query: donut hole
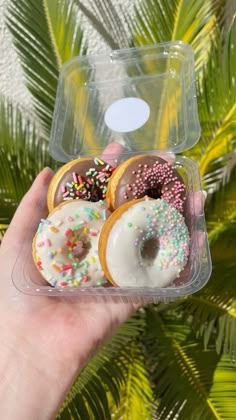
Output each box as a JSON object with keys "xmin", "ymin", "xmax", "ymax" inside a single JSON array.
[
  {"xmin": 140, "ymin": 236, "xmax": 160, "ymax": 262},
  {"xmin": 90, "ymin": 188, "xmax": 103, "ymax": 202},
  {"xmin": 73, "ymin": 245, "xmax": 90, "ymax": 260},
  {"xmin": 72, "ymin": 234, "xmax": 91, "ymax": 260},
  {"xmin": 144, "ymin": 185, "xmax": 162, "ymax": 200}
]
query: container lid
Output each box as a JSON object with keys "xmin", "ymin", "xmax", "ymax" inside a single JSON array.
[{"xmin": 49, "ymin": 41, "xmax": 201, "ymax": 162}]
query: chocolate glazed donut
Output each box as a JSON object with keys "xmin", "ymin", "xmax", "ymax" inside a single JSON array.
[
  {"xmin": 47, "ymin": 157, "xmax": 115, "ymax": 212},
  {"xmin": 106, "ymin": 154, "xmax": 186, "ymax": 213}
]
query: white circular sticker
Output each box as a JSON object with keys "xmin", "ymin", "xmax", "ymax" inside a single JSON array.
[{"xmin": 104, "ymin": 97, "xmax": 150, "ymax": 133}]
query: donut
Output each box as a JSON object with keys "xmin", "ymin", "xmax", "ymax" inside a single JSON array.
[
  {"xmin": 33, "ymin": 200, "xmax": 110, "ymax": 287},
  {"xmin": 47, "ymin": 157, "xmax": 116, "ymax": 212},
  {"xmin": 106, "ymin": 154, "xmax": 186, "ymax": 212},
  {"xmin": 98, "ymin": 198, "xmax": 190, "ymax": 288}
]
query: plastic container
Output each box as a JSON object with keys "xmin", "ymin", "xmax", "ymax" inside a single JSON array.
[{"xmin": 12, "ymin": 41, "xmax": 212, "ymax": 302}]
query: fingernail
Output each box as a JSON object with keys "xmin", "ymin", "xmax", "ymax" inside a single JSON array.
[
  {"xmin": 202, "ymin": 190, "xmax": 207, "ymax": 200},
  {"xmin": 44, "ymin": 167, "xmax": 54, "ymax": 174},
  {"xmin": 41, "ymin": 167, "xmax": 54, "ymax": 183},
  {"xmin": 32, "ymin": 167, "xmax": 54, "ymax": 189}
]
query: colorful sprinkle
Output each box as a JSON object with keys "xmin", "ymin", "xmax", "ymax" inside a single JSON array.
[
  {"xmin": 60, "ymin": 158, "xmax": 116, "ymax": 203},
  {"xmin": 60, "ymin": 281, "xmax": 68, "ymax": 286},
  {"xmin": 36, "ymin": 260, "xmax": 43, "ymax": 270},
  {"xmin": 73, "ymin": 280, "xmax": 80, "ymax": 286},
  {"xmin": 35, "ymin": 200, "xmax": 108, "ymax": 289},
  {"xmin": 90, "ymin": 228, "xmax": 98, "ymax": 236},
  {"xmin": 51, "ymin": 264, "xmax": 61, "ymax": 273},
  {"xmin": 41, "ymin": 218, "xmax": 51, "ymax": 225},
  {"xmin": 61, "ymin": 264, "xmax": 72, "ymax": 271},
  {"xmin": 37, "ymin": 223, "xmax": 43, "ymax": 233},
  {"xmin": 50, "ymin": 226, "xmax": 59, "ymax": 233},
  {"xmin": 51, "ymin": 279, "xmax": 57, "ymax": 287},
  {"xmin": 37, "ymin": 241, "xmax": 44, "ymax": 247}
]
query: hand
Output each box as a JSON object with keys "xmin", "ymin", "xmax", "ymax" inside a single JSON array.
[
  {"xmin": 0, "ymin": 142, "xmax": 137, "ymax": 420},
  {"xmin": 0, "ymin": 143, "xmax": 206, "ymax": 419}
]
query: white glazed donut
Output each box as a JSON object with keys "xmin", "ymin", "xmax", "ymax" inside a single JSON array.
[
  {"xmin": 99, "ymin": 198, "xmax": 190, "ymax": 288},
  {"xmin": 33, "ymin": 200, "xmax": 110, "ymax": 287}
]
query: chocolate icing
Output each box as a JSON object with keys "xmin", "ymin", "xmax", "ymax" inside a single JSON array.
[
  {"xmin": 113, "ymin": 155, "xmax": 186, "ymax": 213},
  {"xmin": 52, "ymin": 159, "xmax": 114, "ymax": 208}
]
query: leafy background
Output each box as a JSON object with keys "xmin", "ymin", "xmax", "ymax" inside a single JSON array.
[{"xmin": 0, "ymin": 0, "xmax": 236, "ymax": 418}]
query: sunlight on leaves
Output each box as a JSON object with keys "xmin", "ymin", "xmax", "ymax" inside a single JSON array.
[{"xmin": 7, "ymin": 0, "xmax": 86, "ymax": 135}]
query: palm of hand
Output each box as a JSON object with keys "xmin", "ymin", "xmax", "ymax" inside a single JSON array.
[{"xmin": 0, "ymin": 167, "xmax": 135, "ymax": 389}]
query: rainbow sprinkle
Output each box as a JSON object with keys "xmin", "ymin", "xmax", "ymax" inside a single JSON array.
[
  {"xmin": 35, "ymin": 202, "xmax": 108, "ymax": 288},
  {"xmin": 61, "ymin": 158, "xmax": 116, "ymax": 202}
]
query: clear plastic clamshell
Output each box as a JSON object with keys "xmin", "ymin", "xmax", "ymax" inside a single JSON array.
[{"xmin": 12, "ymin": 41, "xmax": 211, "ymax": 302}]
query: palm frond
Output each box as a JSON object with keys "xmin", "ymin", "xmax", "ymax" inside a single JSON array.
[
  {"xmin": 0, "ymin": 98, "xmax": 54, "ymax": 226},
  {"xmin": 58, "ymin": 314, "xmax": 145, "ymax": 419},
  {"xmin": 132, "ymin": 0, "xmax": 222, "ymax": 73},
  {"xmin": 144, "ymin": 309, "xmax": 236, "ymax": 420},
  {"xmin": 208, "ymin": 354, "xmax": 236, "ymax": 419},
  {"xmin": 182, "ymin": 157, "xmax": 236, "ymax": 356},
  {"xmin": 108, "ymin": 342, "xmax": 154, "ymax": 420},
  {"xmin": 203, "ymin": 148, "xmax": 236, "ymax": 195},
  {"xmin": 183, "ymin": 260, "xmax": 236, "ymax": 355},
  {"xmin": 188, "ymin": 16, "xmax": 236, "ymax": 176},
  {"xmin": 203, "ymin": 150, "xmax": 236, "ymax": 233},
  {"xmin": 7, "ymin": 0, "xmax": 86, "ymax": 136},
  {"xmin": 77, "ymin": 0, "xmax": 131, "ymax": 49},
  {"xmin": 78, "ymin": 0, "xmax": 222, "ymax": 75},
  {"xmin": 116, "ymin": 0, "xmax": 223, "ymax": 151}
]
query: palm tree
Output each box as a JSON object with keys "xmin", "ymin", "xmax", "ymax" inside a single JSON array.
[{"xmin": 1, "ymin": 0, "xmax": 236, "ymax": 418}]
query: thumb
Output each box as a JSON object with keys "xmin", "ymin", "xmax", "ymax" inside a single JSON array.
[{"xmin": 2, "ymin": 168, "xmax": 53, "ymax": 254}]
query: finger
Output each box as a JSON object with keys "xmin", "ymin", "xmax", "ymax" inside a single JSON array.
[
  {"xmin": 202, "ymin": 190, "xmax": 207, "ymax": 202},
  {"xmin": 2, "ymin": 168, "xmax": 54, "ymax": 252},
  {"xmin": 101, "ymin": 142, "xmax": 124, "ymax": 166}
]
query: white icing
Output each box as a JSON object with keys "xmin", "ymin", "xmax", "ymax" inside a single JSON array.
[
  {"xmin": 105, "ymin": 199, "xmax": 189, "ymax": 288},
  {"xmin": 34, "ymin": 200, "xmax": 109, "ymax": 287}
]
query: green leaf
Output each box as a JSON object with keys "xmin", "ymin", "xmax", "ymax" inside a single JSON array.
[
  {"xmin": 208, "ymin": 217, "xmax": 236, "ymax": 257},
  {"xmin": 132, "ymin": 0, "xmax": 222, "ymax": 73},
  {"xmin": 58, "ymin": 314, "xmax": 144, "ymax": 419},
  {"xmin": 181, "ymin": 179, "xmax": 236, "ymax": 354},
  {"xmin": 144, "ymin": 309, "xmax": 236, "ymax": 420},
  {"xmin": 0, "ymin": 225, "xmax": 8, "ymax": 240},
  {"xmin": 204, "ymin": 154, "xmax": 236, "ymax": 233},
  {"xmin": 77, "ymin": 0, "xmax": 130, "ymax": 49},
  {"xmin": 7, "ymin": 0, "xmax": 86, "ymax": 136},
  {"xmin": 208, "ymin": 354, "xmax": 236, "ymax": 419},
  {"xmin": 182, "ymin": 166, "xmax": 236, "ymax": 355},
  {"xmin": 188, "ymin": 16, "xmax": 236, "ymax": 176},
  {"xmin": 121, "ymin": 0, "xmax": 223, "ymax": 150},
  {"xmin": 183, "ymin": 262, "xmax": 236, "ymax": 355},
  {"xmin": 108, "ymin": 341, "xmax": 154, "ymax": 420},
  {"xmin": 203, "ymin": 148, "xmax": 236, "ymax": 197},
  {"xmin": 0, "ymin": 98, "xmax": 55, "ymax": 226}
]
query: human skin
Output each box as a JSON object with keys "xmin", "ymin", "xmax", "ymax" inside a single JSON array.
[
  {"xmin": 0, "ymin": 143, "xmax": 137, "ymax": 419},
  {"xmin": 0, "ymin": 143, "xmax": 205, "ymax": 419}
]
